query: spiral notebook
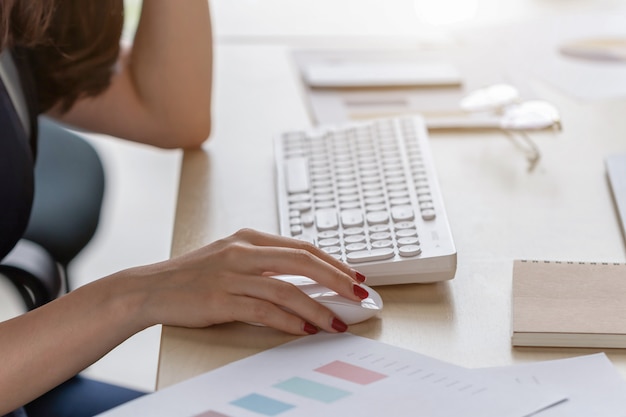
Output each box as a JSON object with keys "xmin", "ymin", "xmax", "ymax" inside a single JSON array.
[{"xmin": 511, "ymin": 260, "xmax": 626, "ymax": 348}]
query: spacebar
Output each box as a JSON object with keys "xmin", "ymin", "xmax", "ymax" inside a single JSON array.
[{"xmin": 346, "ymin": 248, "xmax": 395, "ymax": 263}]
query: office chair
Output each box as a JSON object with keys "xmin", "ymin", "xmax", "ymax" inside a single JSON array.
[
  {"xmin": 1, "ymin": 117, "xmax": 106, "ymax": 310},
  {"xmin": 0, "ymin": 239, "xmax": 63, "ymax": 311}
]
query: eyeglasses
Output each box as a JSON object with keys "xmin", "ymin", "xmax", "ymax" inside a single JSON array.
[{"xmin": 427, "ymin": 84, "xmax": 562, "ymax": 172}]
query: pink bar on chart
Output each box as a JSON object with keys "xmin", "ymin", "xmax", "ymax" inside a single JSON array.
[{"xmin": 315, "ymin": 360, "xmax": 387, "ymax": 385}]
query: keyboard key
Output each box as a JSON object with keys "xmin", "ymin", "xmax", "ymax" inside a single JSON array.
[
  {"xmin": 421, "ymin": 209, "xmax": 436, "ymax": 221},
  {"xmin": 397, "ymin": 236, "xmax": 420, "ymax": 246},
  {"xmin": 372, "ymin": 240, "xmax": 393, "ymax": 249},
  {"xmin": 343, "ymin": 227, "xmax": 365, "ymax": 236},
  {"xmin": 290, "ymin": 202, "xmax": 312, "ymax": 212},
  {"xmin": 322, "ymin": 246, "xmax": 342, "ymax": 255},
  {"xmin": 345, "ymin": 242, "xmax": 368, "ymax": 252},
  {"xmin": 399, "ymin": 245, "xmax": 422, "ymax": 257},
  {"xmin": 370, "ymin": 232, "xmax": 392, "ymax": 241},
  {"xmin": 285, "ymin": 157, "xmax": 310, "ymax": 194},
  {"xmin": 315, "ymin": 208, "xmax": 339, "ymax": 231},
  {"xmin": 346, "ymin": 248, "xmax": 395, "ymax": 263},
  {"xmin": 317, "ymin": 230, "xmax": 339, "ymax": 239},
  {"xmin": 301, "ymin": 214, "xmax": 314, "ymax": 227},
  {"xmin": 340, "ymin": 209, "xmax": 364, "ymax": 227},
  {"xmin": 318, "ymin": 238, "xmax": 340, "ymax": 247},
  {"xmin": 391, "ymin": 206, "xmax": 415, "ymax": 222},
  {"xmin": 394, "ymin": 221, "xmax": 415, "ymax": 230},
  {"xmin": 344, "ymin": 234, "xmax": 366, "ymax": 244},
  {"xmin": 396, "ymin": 228, "xmax": 418, "ymax": 238},
  {"xmin": 366, "ymin": 211, "xmax": 389, "ymax": 225},
  {"xmin": 290, "ymin": 225, "xmax": 302, "ymax": 236}
]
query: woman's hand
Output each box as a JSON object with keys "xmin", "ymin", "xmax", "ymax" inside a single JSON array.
[
  {"xmin": 0, "ymin": 228, "xmax": 367, "ymax": 410},
  {"xmin": 138, "ymin": 228, "xmax": 368, "ymax": 335}
]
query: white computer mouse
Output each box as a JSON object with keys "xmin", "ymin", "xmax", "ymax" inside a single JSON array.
[{"xmin": 272, "ymin": 275, "xmax": 383, "ymax": 325}]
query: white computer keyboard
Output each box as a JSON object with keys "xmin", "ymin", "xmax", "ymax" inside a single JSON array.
[{"xmin": 274, "ymin": 116, "xmax": 457, "ymax": 285}]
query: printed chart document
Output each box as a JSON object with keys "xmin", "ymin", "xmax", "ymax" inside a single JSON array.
[{"xmin": 97, "ymin": 333, "xmax": 563, "ymax": 417}]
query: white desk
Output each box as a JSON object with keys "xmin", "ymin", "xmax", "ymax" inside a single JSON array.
[{"xmin": 157, "ymin": 3, "xmax": 626, "ymax": 390}]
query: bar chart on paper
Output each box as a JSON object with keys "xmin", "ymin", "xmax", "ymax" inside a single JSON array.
[
  {"xmin": 97, "ymin": 333, "xmax": 564, "ymax": 417},
  {"xmin": 226, "ymin": 360, "xmax": 385, "ymax": 416}
]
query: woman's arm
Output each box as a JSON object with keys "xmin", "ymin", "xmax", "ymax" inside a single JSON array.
[
  {"xmin": 48, "ymin": 0, "xmax": 213, "ymax": 149},
  {"xmin": 0, "ymin": 229, "xmax": 368, "ymax": 414}
]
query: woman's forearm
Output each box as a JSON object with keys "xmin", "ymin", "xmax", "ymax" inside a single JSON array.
[
  {"xmin": 51, "ymin": 0, "xmax": 213, "ymax": 148},
  {"xmin": 0, "ymin": 270, "xmax": 150, "ymax": 414},
  {"xmin": 129, "ymin": 0, "xmax": 213, "ymax": 147}
]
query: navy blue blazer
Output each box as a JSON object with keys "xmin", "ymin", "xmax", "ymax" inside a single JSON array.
[{"xmin": 0, "ymin": 48, "xmax": 39, "ymax": 261}]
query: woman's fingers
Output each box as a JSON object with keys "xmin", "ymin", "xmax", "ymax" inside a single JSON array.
[
  {"xmin": 217, "ymin": 229, "xmax": 368, "ymax": 302},
  {"xmin": 234, "ymin": 276, "xmax": 350, "ymax": 334},
  {"xmin": 229, "ymin": 229, "xmax": 365, "ymax": 283},
  {"xmin": 228, "ymin": 292, "xmax": 347, "ymax": 335}
]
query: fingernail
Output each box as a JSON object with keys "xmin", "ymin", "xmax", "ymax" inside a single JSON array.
[
  {"xmin": 353, "ymin": 284, "xmax": 369, "ymax": 300},
  {"xmin": 332, "ymin": 317, "xmax": 348, "ymax": 332},
  {"xmin": 304, "ymin": 322, "xmax": 319, "ymax": 335},
  {"xmin": 354, "ymin": 271, "xmax": 366, "ymax": 283}
]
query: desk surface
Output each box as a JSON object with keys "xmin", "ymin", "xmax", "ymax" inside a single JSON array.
[
  {"xmin": 157, "ymin": 6, "xmax": 626, "ymax": 390},
  {"xmin": 210, "ymin": 0, "xmax": 624, "ymax": 41}
]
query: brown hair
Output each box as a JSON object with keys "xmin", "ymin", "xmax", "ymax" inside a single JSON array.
[{"xmin": 0, "ymin": 0, "xmax": 124, "ymax": 112}]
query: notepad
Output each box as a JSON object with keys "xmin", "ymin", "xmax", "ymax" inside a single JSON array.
[
  {"xmin": 302, "ymin": 62, "xmax": 463, "ymax": 88},
  {"xmin": 511, "ymin": 260, "xmax": 626, "ymax": 348}
]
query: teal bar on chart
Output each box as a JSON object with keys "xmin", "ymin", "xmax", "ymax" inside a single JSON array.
[
  {"xmin": 274, "ymin": 377, "xmax": 351, "ymax": 403},
  {"xmin": 230, "ymin": 393, "xmax": 294, "ymax": 416}
]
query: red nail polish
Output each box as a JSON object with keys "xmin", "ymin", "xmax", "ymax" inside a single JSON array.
[
  {"xmin": 332, "ymin": 318, "xmax": 348, "ymax": 332},
  {"xmin": 304, "ymin": 322, "xmax": 318, "ymax": 335},
  {"xmin": 355, "ymin": 271, "xmax": 366, "ymax": 283},
  {"xmin": 353, "ymin": 284, "xmax": 369, "ymax": 300}
]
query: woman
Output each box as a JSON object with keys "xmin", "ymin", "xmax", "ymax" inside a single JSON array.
[{"xmin": 0, "ymin": 1, "xmax": 368, "ymax": 415}]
